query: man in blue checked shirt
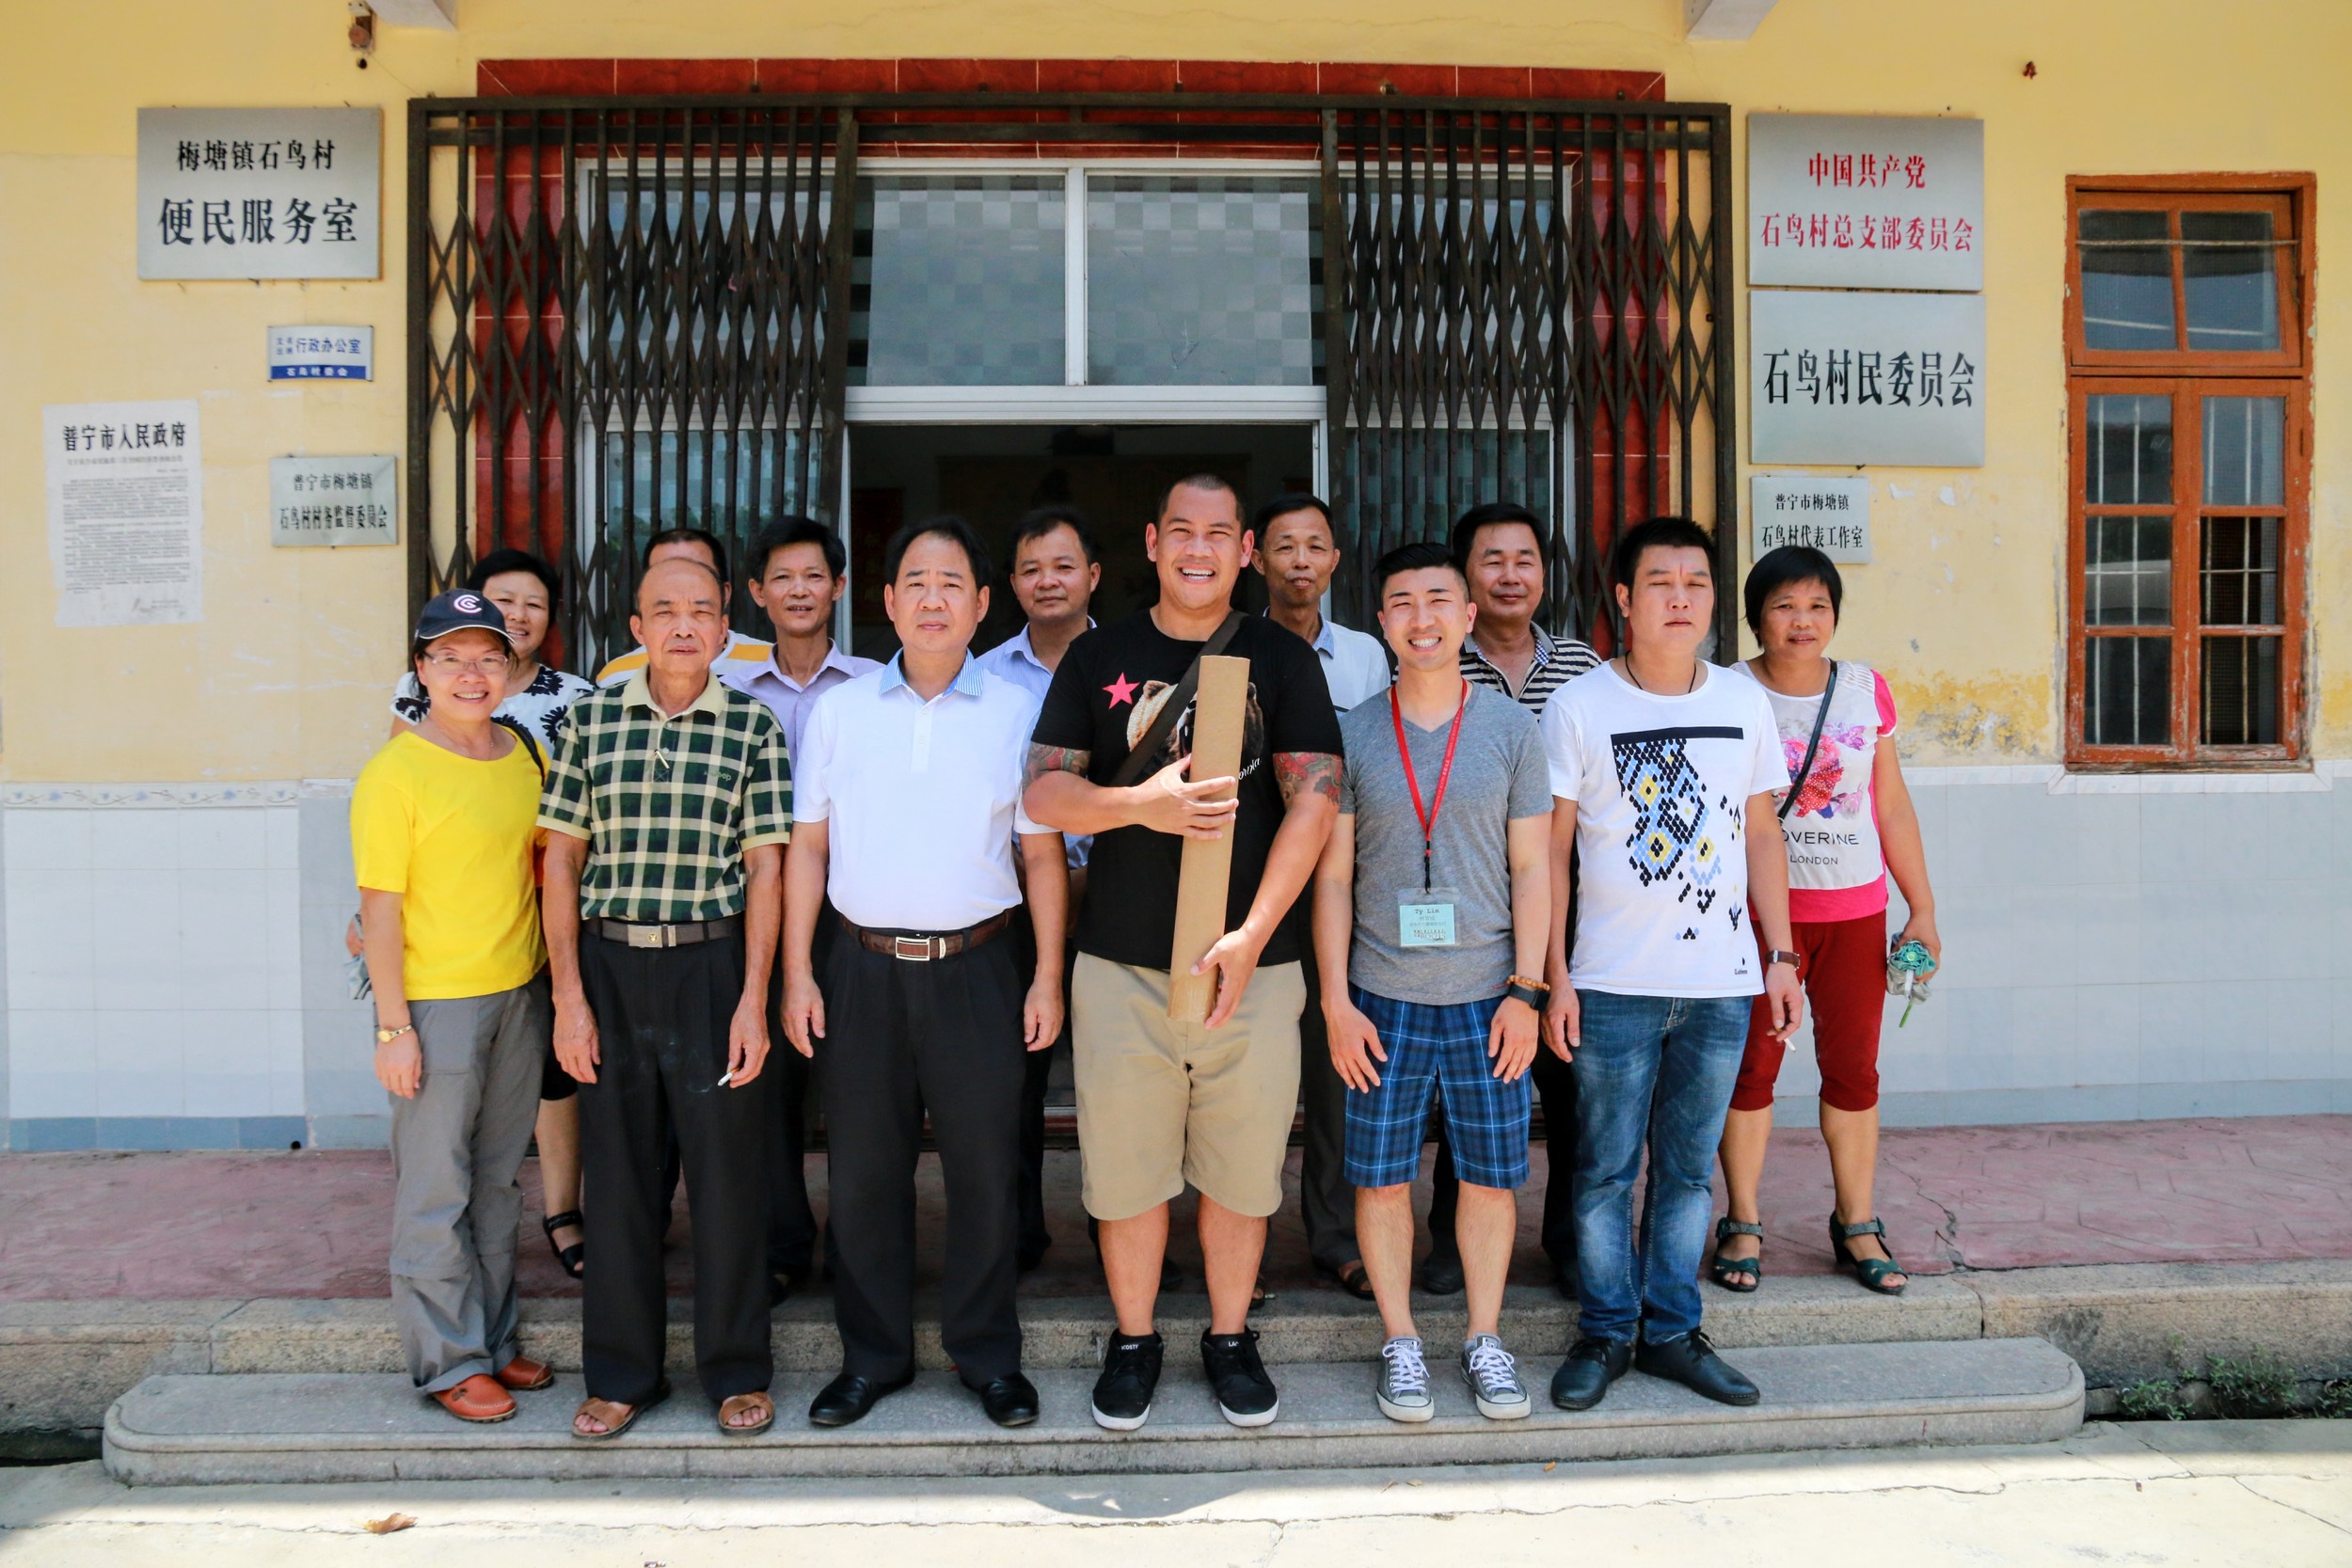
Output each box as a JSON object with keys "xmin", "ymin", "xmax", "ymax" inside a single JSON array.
[{"xmin": 1309, "ymin": 540, "xmax": 1555, "ymax": 1425}]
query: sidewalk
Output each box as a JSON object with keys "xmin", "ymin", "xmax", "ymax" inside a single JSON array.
[{"xmin": 5, "ymin": 1116, "xmax": 2347, "ymax": 1303}]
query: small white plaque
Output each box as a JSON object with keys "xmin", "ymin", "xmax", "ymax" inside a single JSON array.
[
  {"xmin": 270, "ymin": 455, "xmax": 398, "ymax": 546},
  {"xmin": 1752, "ymin": 476, "xmax": 1871, "ymax": 563},
  {"xmin": 268, "ymin": 325, "xmax": 373, "ymax": 381}
]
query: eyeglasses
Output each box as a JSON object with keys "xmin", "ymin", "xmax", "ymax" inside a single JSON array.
[{"xmin": 421, "ymin": 652, "xmax": 513, "ymax": 675}]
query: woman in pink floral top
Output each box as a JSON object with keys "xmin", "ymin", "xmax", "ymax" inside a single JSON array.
[{"xmin": 1709, "ymin": 547, "xmax": 1942, "ymax": 1296}]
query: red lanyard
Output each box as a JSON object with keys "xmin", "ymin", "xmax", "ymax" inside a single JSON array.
[{"xmin": 1390, "ymin": 681, "xmax": 1470, "ymax": 893}]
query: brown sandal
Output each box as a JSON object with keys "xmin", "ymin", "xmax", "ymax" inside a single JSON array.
[
  {"xmin": 718, "ymin": 1391, "xmax": 775, "ymax": 1434},
  {"xmin": 571, "ymin": 1379, "xmax": 669, "ymax": 1440}
]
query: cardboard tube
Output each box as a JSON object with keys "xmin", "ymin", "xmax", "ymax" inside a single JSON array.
[{"xmin": 1166, "ymin": 655, "xmax": 1251, "ymax": 1024}]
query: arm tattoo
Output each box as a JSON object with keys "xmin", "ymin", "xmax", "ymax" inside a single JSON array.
[
  {"xmin": 1025, "ymin": 743, "xmax": 1092, "ymax": 789},
  {"xmin": 1275, "ymin": 752, "xmax": 1343, "ymax": 807}
]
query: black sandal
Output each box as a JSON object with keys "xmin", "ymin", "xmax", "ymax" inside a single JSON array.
[
  {"xmin": 1708, "ymin": 1217, "xmax": 1764, "ymax": 1292},
  {"xmin": 1830, "ymin": 1216, "xmax": 1908, "ymax": 1295},
  {"xmin": 542, "ymin": 1210, "xmax": 585, "ymax": 1280},
  {"xmin": 1324, "ymin": 1259, "xmax": 1377, "ymax": 1302}
]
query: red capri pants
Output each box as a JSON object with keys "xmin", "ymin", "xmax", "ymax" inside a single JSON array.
[{"xmin": 1732, "ymin": 911, "xmax": 1886, "ymax": 1113}]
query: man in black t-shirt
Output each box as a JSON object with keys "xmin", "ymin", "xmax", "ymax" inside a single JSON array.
[{"xmin": 1026, "ymin": 474, "xmax": 1343, "ymax": 1433}]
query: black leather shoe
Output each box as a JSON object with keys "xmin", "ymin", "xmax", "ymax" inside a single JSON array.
[
  {"xmin": 1549, "ymin": 1336, "xmax": 1634, "ymax": 1411},
  {"xmin": 970, "ymin": 1372, "xmax": 1040, "ymax": 1428},
  {"xmin": 767, "ymin": 1269, "xmax": 803, "ymax": 1308},
  {"xmin": 1635, "ymin": 1328, "xmax": 1759, "ymax": 1406},
  {"xmin": 1416, "ymin": 1248, "xmax": 1465, "ymax": 1296},
  {"xmin": 807, "ymin": 1370, "xmax": 914, "ymax": 1427}
]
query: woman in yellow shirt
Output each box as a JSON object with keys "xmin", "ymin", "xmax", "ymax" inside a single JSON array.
[{"xmin": 351, "ymin": 591, "xmax": 557, "ymax": 1425}]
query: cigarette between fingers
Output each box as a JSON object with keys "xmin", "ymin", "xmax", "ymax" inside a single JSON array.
[{"xmin": 715, "ymin": 1069, "xmax": 735, "ymax": 1087}]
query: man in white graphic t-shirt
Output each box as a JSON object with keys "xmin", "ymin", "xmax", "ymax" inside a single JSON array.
[{"xmin": 1537, "ymin": 515, "xmax": 1803, "ymax": 1414}]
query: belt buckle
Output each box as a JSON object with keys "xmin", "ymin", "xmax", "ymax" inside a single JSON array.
[
  {"xmin": 891, "ymin": 934, "xmax": 940, "ymax": 962},
  {"xmin": 626, "ymin": 924, "xmax": 672, "ymax": 950}
]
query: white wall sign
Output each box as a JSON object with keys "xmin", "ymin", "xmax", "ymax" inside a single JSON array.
[
  {"xmin": 1748, "ymin": 114, "xmax": 1983, "ymax": 292},
  {"xmin": 270, "ymin": 456, "xmax": 398, "ymax": 546},
  {"xmin": 267, "ymin": 325, "xmax": 373, "ymax": 380},
  {"xmin": 137, "ymin": 108, "xmax": 381, "ymax": 280},
  {"xmin": 1753, "ymin": 475, "xmax": 1871, "ymax": 563},
  {"xmin": 42, "ymin": 401, "xmax": 204, "ymax": 626},
  {"xmin": 1752, "ymin": 290, "xmax": 1985, "ymax": 467}
]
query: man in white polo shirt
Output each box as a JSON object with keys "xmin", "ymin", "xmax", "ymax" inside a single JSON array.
[{"xmin": 780, "ymin": 515, "xmax": 1068, "ymax": 1432}]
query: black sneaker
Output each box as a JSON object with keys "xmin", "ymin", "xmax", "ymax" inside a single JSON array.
[
  {"xmin": 1090, "ymin": 1331, "xmax": 1164, "ymax": 1431},
  {"xmin": 1549, "ymin": 1335, "xmax": 1634, "ymax": 1411},
  {"xmin": 1200, "ymin": 1328, "xmax": 1279, "ymax": 1428}
]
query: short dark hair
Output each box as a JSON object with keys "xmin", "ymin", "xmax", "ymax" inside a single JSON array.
[
  {"xmin": 1010, "ymin": 505, "xmax": 1100, "ymax": 567},
  {"xmin": 1251, "ymin": 492, "xmax": 1332, "ymax": 538},
  {"xmin": 1157, "ymin": 471, "xmax": 1242, "ymax": 523},
  {"xmin": 882, "ymin": 514, "xmax": 993, "ymax": 588},
  {"xmin": 466, "ymin": 547, "xmax": 562, "ymax": 608},
  {"xmin": 1450, "ymin": 501, "xmax": 1548, "ymax": 572},
  {"xmin": 1375, "ymin": 540, "xmax": 1464, "ymax": 599},
  {"xmin": 1611, "ymin": 515, "xmax": 1716, "ymax": 593},
  {"xmin": 1744, "ymin": 546, "xmax": 1845, "ymax": 638},
  {"xmin": 642, "ymin": 526, "xmax": 728, "ymax": 582},
  {"xmin": 747, "ymin": 516, "xmax": 845, "ymax": 581}
]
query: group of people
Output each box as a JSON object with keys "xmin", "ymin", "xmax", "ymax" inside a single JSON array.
[{"xmin": 350, "ymin": 475, "xmax": 1940, "ymax": 1436}]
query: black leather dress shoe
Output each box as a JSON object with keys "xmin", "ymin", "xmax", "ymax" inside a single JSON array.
[
  {"xmin": 1549, "ymin": 1336, "xmax": 1634, "ymax": 1411},
  {"xmin": 807, "ymin": 1370, "xmax": 914, "ymax": 1428},
  {"xmin": 970, "ymin": 1372, "xmax": 1041, "ymax": 1428},
  {"xmin": 1416, "ymin": 1248, "xmax": 1465, "ymax": 1295},
  {"xmin": 1635, "ymin": 1329, "xmax": 1759, "ymax": 1406}
]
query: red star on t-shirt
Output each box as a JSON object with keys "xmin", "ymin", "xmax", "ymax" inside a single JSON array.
[{"xmin": 1104, "ymin": 673, "xmax": 1138, "ymax": 707}]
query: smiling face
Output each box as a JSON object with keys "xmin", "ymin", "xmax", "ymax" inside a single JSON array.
[
  {"xmin": 1146, "ymin": 482, "xmax": 1248, "ymax": 615},
  {"xmin": 1255, "ymin": 506, "xmax": 1338, "ymax": 613},
  {"xmin": 1009, "ymin": 523, "xmax": 1099, "ymax": 629},
  {"xmin": 1377, "ymin": 564, "xmax": 1476, "ymax": 674},
  {"xmin": 629, "ymin": 558, "xmax": 728, "ymax": 679},
  {"xmin": 413, "ymin": 626, "xmax": 513, "ymax": 721},
  {"xmin": 749, "ymin": 540, "xmax": 843, "ymax": 641},
  {"xmin": 1615, "ymin": 544, "xmax": 1715, "ymax": 659},
  {"xmin": 1462, "ymin": 520, "xmax": 1546, "ymax": 632},
  {"xmin": 476, "ymin": 570, "xmax": 551, "ymax": 664},
  {"xmin": 883, "ymin": 530, "xmax": 988, "ymax": 660},
  {"xmin": 1756, "ymin": 578, "xmax": 1837, "ymax": 665}
]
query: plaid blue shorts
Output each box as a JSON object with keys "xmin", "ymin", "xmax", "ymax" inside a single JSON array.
[{"xmin": 1342, "ymin": 987, "xmax": 1532, "ymax": 1190}]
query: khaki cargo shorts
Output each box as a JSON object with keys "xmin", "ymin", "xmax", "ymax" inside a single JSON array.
[{"xmin": 1072, "ymin": 953, "xmax": 1305, "ymax": 1222}]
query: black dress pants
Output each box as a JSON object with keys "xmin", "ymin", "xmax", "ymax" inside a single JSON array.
[
  {"xmin": 820, "ymin": 930, "xmax": 1027, "ymax": 1384},
  {"xmin": 1295, "ymin": 940, "xmax": 1360, "ymax": 1273},
  {"xmin": 1009, "ymin": 913, "xmax": 1059, "ymax": 1267},
  {"xmin": 761, "ymin": 908, "xmax": 835, "ymax": 1282},
  {"xmin": 577, "ymin": 932, "xmax": 771, "ymax": 1405}
]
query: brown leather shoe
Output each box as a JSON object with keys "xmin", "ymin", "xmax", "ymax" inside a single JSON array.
[
  {"xmin": 495, "ymin": 1354, "xmax": 554, "ymax": 1391},
  {"xmin": 433, "ymin": 1373, "xmax": 517, "ymax": 1423}
]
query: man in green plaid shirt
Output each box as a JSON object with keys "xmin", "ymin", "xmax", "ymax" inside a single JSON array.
[{"xmin": 538, "ymin": 555, "xmax": 793, "ymax": 1441}]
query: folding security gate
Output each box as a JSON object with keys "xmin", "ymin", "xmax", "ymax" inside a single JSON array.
[{"xmin": 409, "ymin": 91, "xmax": 1734, "ymax": 667}]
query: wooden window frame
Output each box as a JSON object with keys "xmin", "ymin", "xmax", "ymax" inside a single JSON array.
[{"xmin": 2064, "ymin": 175, "xmax": 2314, "ymax": 769}]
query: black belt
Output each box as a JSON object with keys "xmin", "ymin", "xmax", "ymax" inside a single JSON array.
[
  {"xmin": 839, "ymin": 910, "xmax": 1012, "ymax": 962},
  {"xmin": 591, "ymin": 914, "xmax": 742, "ymax": 949}
]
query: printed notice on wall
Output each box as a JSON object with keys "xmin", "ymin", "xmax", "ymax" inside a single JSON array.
[{"xmin": 42, "ymin": 401, "xmax": 203, "ymax": 626}]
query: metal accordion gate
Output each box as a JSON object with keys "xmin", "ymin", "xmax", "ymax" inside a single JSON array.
[{"xmin": 409, "ymin": 90, "xmax": 1733, "ymax": 668}]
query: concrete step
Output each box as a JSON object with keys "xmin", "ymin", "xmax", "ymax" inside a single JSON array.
[{"xmin": 103, "ymin": 1337, "xmax": 2083, "ymax": 1484}]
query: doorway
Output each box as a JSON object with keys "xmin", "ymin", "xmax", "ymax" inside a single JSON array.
[{"xmin": 845, "ymin": 422, "xmax": 1318, "ymax": 660}]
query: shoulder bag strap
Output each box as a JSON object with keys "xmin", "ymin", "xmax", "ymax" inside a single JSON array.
[
  {"xmin": 1107, "ymin": 610, "xmax": 1248, "ymax": 789},
  {"xmin": 493, "ymin": 715, "xmax": 547, "ymax": 778},
  {"xmin": 1776, "ymin": 659, "xmax": 1836, "ymax": 822}
]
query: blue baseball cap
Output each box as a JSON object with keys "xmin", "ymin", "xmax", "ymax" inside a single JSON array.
[{"xmin": 412, "ymin": 589, "xmax": 517, "ymax": 650}]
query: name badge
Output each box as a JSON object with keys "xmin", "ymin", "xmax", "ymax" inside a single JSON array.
[{"xmin": 1397, "ymin": 887, "xmax": 1461, "ymax": 948}]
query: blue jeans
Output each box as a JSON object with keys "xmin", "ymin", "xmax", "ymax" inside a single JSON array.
[{"xmin": 1570, "ymin": 990, "xmax": 1751, "ymax": 1344}]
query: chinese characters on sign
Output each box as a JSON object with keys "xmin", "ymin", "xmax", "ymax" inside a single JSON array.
[
  {"xmin": 1748, "ymin": 115, "xmax": 1984, "ymax": 292},
  {"xmin": 137, "ymin": 109, "xmax": 380, "ymax": 281},
  {"xmin": 269, "ymin": 456, "xmax": 398, "ymax": 547},
  {"xmin": 42, "ymin": 401, "xmax": 204, "ymax": 626},
  {"xmin": 267, "ymin": 325, "xmax": 373, "ymax": 381},
  {"xmin": 1751, "ymin": 291, "xmax": 1986, "ymax": 466},
  {"xmin": 1752, "ymin": 476, "xmax": 1871, "ymax": 563}
]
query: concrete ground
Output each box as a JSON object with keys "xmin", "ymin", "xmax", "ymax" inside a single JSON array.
[
  {"xmin": 6, "ymin": 1115, "xmax": 2348, "ymax": 1303},
  {"xmin": 4, "ymin": 1419, "xmax": 2348, "ymax": 1565}
]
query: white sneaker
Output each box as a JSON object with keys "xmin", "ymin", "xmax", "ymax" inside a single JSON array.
[
  {"xmin": 1461, "ymin": 1334, "xmax": 1532, "ymax": 1419},
  {"xmin": 1375, "ymin": 1335, "xmax": 1435, "ymax": 1423}
]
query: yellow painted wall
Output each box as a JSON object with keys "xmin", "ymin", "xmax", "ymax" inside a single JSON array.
[{"xmin": 0, "ymin": 0, "xmax": 2343, "ymax": 777}]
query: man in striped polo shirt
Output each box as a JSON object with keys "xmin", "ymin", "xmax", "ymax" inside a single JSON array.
[{"xmin": 1415, "ymin": 502, "xmax": 1600, "ymax": 1298}]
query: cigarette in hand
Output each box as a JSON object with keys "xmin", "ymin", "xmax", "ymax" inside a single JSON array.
[{"xmin": 715, "ymin": 1069, "xmax": 735, "ymax": 1088}]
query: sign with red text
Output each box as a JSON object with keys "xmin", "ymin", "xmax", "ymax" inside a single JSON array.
[
  {"xmin": 137, "ymin": 109, "xmax": 380, "ymax": 280},
  {"xmin": 1751, "ymin": 291, "xmax": 1984, "ymax": 466},
  {"xmin": 1748, "ymin": 114, "xmax": 1982, "ymax": 292}
]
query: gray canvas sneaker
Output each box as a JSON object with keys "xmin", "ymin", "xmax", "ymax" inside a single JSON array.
[
  {"xmin": 1375, "ymin": 1335, "xmax": 1435, "ymax": 1423},
  {"xmin": 1461, "ymin": 1333, "xmax": 1532, "ymax": 1419}
]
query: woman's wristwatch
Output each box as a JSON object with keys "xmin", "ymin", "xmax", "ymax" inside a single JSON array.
[
  {"xmin": 1764, "ymin": 949, "xmax": 1803, "ymax": 972},
  {"xmin": 1503, "ymin": 975, "xmax": 1551, "ymax": 1009},
  {"xmin": 375, "ymin": 1022, "xmax": 415, "ymax": 1045}
]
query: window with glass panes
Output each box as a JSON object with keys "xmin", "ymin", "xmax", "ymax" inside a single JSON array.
[{"xmin": 2065, "ymin": 178, "xmax": 2312, "ymax": 766}]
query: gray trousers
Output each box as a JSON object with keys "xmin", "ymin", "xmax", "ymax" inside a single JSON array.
[{"xmin": 389, "ymin": 974, "xmax": 550, "ymax": 1392}]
